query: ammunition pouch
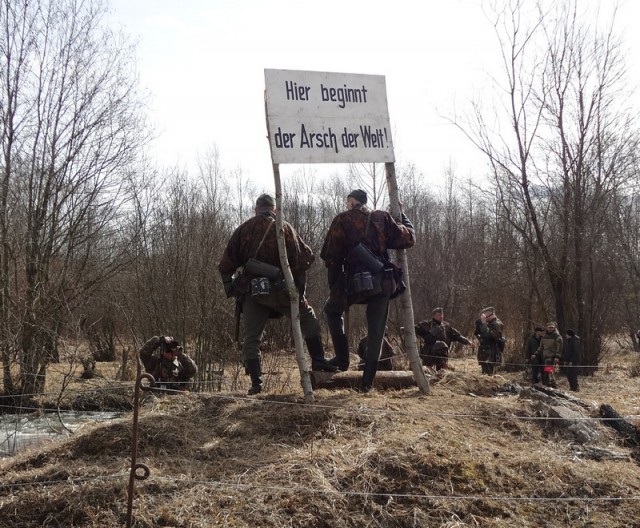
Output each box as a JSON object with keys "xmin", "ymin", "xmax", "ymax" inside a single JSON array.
[
  {"xmin": 346, "ymin": 243, "xmax": 406, "ymax": 304},
  {"xmin": 250, "ymin": 276, "xmax": 271, "ymax": 296},
  {"xmin": 384, "ymin": 264, "xmax": 406, "ymax": 299},
  {"xmin": 244, "ymin": 259, "xmax": 296, "ymax": 303},
  {"xmin": 352, "ymin": 271, "xmax": 374, "ymax": 293}
]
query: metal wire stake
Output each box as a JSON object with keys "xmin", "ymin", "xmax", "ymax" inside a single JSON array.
[{"xmin": 125, "ymin": 370, "xmax": 154, "ymax": 527}]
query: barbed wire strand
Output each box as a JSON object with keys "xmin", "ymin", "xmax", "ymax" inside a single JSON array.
[
  {"xmin": 2, "ymin": 381, "xmax": 640, "ymax": 423},
  {"xmin": 1, "ymin": 471, "xmax": 638, "ymax": 505}
]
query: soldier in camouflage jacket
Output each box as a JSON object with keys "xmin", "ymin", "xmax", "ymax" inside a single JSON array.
[
  {"xmin": 218, "ymin": 193, "xmax": 336, "ymax": 395},
  {"xmin": 320, "ymin": 189, "xmax": 415, "ymax": 393},
  {"xmin": 475, "ymin": 306, "xmax": 504, "ymax": 375},
  {"xmin": 139, "ymin": 336, "xmax": 198, "ymax": 391},
  {"xmin": 415, "ymin": 307, "xmax": 475, "ymax": 371},
  {"xmin": 534, "ymin": 321, "xmax": 563, "ymax": 388}
]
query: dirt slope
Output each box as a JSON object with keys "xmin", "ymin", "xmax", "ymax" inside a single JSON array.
[{"xmin": 0, "ymin": 355, "xmax": 639, "ymax": 527}]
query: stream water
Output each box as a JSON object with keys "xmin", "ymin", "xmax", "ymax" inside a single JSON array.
[{"xmin": 0, "ymin": 411, "xmax": 124, "ymax": 458}]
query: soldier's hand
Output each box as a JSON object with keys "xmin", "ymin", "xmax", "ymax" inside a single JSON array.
[
  {"xmin": 399, "ymin": 212, "xmax": 414, "ymax": 230},
  {"xmin": 223, "ymin": 279, "xmax": 234, "ymax": 298},
  {"xmin": 480, "ymin": 313, "xmax": 487, "ymax": 324}
]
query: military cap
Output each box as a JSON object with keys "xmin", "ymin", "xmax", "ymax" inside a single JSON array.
[
  {"xmin": 481, "ymin": 306, "xmax": 495, "ymax": 314},
  {"xmin": 432, "ymin": 307, "xmax": 444, "ymax": 314},
  {"xmin": 347, "ymin": 189, "xmax": 367, "ymax": 204},
  {"xmin": 534, "ymin": 325, "xmax": 545, "ymax": 332},
  {"xmin": 431, "ymin": 341, "xmax": 448, "ymax": 351},
  {"xmin": 256, "ymin": 193, "xmax": 276, "ymax": 208},
  {"xmin": 546, "ymin": 321, "xmax": 557, "ymax": 328},
  {"xmin": 566, "ymin": 329, "xmax": 576, "ymax": 336}
]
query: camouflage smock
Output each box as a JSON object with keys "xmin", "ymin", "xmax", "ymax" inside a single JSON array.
[
  {"xmin": 320, "ymin": 204, "xmax": 415, "ymax": 281},
  {"xmin": 218, "ymin": 211, "xmax": 313, "ymax": 288}
]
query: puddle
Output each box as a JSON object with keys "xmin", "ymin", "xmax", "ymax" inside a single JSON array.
[{"xmin": 0, "ymin": 411, "xmax": 123, "ymax": 457}]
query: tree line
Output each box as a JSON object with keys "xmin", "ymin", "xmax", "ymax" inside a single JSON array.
[{"xmin": 1, "ymin": 0, "xmax": 639, "ymax": 396}]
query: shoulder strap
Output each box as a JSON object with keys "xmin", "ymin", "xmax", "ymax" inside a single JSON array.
[
  {"xmin": 253, "ymin": 217, "xmax": 275, "ymax": 259},
  {"xmin": 344, "ymin": 207, "xmax": 368, "ymax": 248},
  {"xmin": 363, "ymin": 211, "xmax": 373, "ymax": 242}
]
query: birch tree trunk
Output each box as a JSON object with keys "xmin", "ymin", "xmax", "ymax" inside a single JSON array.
[
  {"xmin": 385, "ymin": 162, "xmax": 430, "ymax": 394},
  {"xmin": 272, "ymin": 163, "xmax": 315, "ymax": 403}
]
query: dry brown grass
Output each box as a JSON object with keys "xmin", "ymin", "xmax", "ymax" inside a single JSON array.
[{"xmin": 1, "ymin": 351, "xmax": 640, "ymax": 527}]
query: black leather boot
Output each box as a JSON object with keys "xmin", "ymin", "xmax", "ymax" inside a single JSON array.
[
  {"xmin": 245, "ymin": 357, "xmax": 263, "ymax": 395},
  {"xmin": 305, "ymin": 336, "xmax": 339, "ymax": 372},
  {"xmin": 360, "ymin": 357, "xmax": 378, "ymax": 393},
  {"xmin": 327, "ymin": 334, "xmax": 350, "ymax": 371}
]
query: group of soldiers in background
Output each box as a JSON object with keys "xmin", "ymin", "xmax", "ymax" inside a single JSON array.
[
  {"xmin": 415, "ymin": 305, "xmax": 582, "ymax": 392},
  {"xmin": 414, "ymin": 305, "xmax": 503, "ymax": 376},
  {"xmin": 419, "ymin": 307, "xmax": 582, "ymax": 391}
]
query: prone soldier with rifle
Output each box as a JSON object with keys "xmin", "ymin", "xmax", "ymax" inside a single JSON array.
[{"xmin": 218, "ymin": 193, "xmax": 337, "ymax": 396}]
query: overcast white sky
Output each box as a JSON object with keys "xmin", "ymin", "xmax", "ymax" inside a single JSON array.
[{"xmin": 109, "ymin": 0, "xmax": 640, "ymax": 189}]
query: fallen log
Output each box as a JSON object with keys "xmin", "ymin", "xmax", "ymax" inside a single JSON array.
[
  {"xmin": 310, "ymin": 370, "xmax": 428, "ymax": 391},
  {"xmin": 528, "ymin": 398, "xmax": 599, "ymax": 444},
  {"xmin": 571, "ymin": 446, "xmax": 630, "ymax": 461},
  {"xmin": 531, "ymin": 384, "xmax": 591, "ymax": 409},
  {"xmin": 599, "ymin": 404, "xmax": 640, "ymax": 447}
]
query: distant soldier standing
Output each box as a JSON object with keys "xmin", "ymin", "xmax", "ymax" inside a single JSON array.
[
  {"xmin": 525, "ymin": 325, "xmax": 545, "ymax": 384},
  {"xmin": 415, "ymin": 307, "xmax": 475, "ymax": 371},
  {"xmin": 535, "ymin": 322, "xmax": 563, "ymax": 388},
  {"xmin": 218, "ymin": 193, "xmax": 336, "ymax": 396},
  {"xmin": 475, "ymin": 306, "xmax": 504, "ymax": 375},
  {"xmin": 563, "ymin": 329, "xmax": 582, "ymax": 392}
]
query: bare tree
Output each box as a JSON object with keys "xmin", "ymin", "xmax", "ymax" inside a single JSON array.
[
  {"xmin": 453, "ymin": 0, "xmax": 639, "ymax": 367},
  {"xmin": 610, "ymin": 188, "xmax": 640, "ymax": 350},
  {"xmin": 0, "ymin": 0, "xmax": 149, "ymax": 395},
  {"xmin": 348, "ymin": 163, "xmax": 387, "ymax": 209}
]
